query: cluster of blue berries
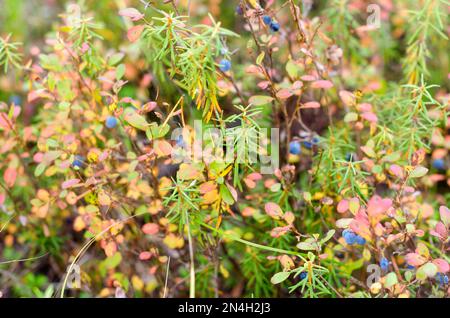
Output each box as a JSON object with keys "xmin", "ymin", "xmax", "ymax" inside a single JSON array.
[
  {"xmin": 72, "ymin": 155, "xmax": 84, "ymax": 168},
  {"xmin": 289, "ymin": 137, "xmax": 320, "ymax": 155},
  {"xmin": 342, "ymin": 229, "xmax": 366, "ymax": 245},
  {"xmin": 299, "ymin": 271, "xmax": 307, "ymax": 280},
  {"xmin": 262, "ymin": 15, "xmax": 280, "ymax": 32},
  {"xmin": 436, "ymin": 273, "xmax": 449, "ymax": 286},
  {"xmin": 432, "ymin": 158, "xmax": 445, "ymax": 171},
  {"xmin": 105, "ymin": 116, "xmax": 118, "ymax": 129}
]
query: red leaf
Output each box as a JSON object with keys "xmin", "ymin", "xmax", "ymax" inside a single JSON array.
[
  {"xmin": 3, "ymin": 167, "xmax": 17, "ymax": 187},
  {"xmin": 62, "ymin": 178, "xmax": 81, "ymax": 189},
  {"xmin": 127, "ymin": 25, "xmax": 145, "ymax": 43},
  {"xmin": 302, "ymin": 101, "xmax": 321, "ymax": 109},
  {"xmin": 311, "ymin": 80, "xmax": 333, "ymax": 89},
  {"xmin": 405, "ymin": 253, "xmax": 427, "ymax": 267},
  {"xmin": 361, "ymin": 112, "xmax": 378, "ymax": 123},
  {"xmin": 337, "ymin": 199, "xmax": 349, "ymax": 213},
  {"xmin": 265, "ymin": 202, "xmax": 283, "ymax": 219},
  {"xmin": 119, "ymin": 8, "xmax": 144, "ymax": 21},
  {"xmin": 339, "ymin": 90, "xmax": 355, "ymax": 106},
  {"xmin": 276, "ymin": 89, "xmax": 293, "ymax": 100},
  {"xmin": 142, "ymin": 223, "xmax": 159, "ymax": 235},
  {"xmin": 367, "ymin": 195, "xmax": 392, "ymax": 218},
  {"xmin": 270, "ymin": 226, "xmax": 291, "ymax": 238},
  {"xmin": 0, "ymin": 113, "xmax": 12, "ymax": 132},
  {"xmin": 432, "ymin": 259, "xmax": 449, "ymax": 273}
]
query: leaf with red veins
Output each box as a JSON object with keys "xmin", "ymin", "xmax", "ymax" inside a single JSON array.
[
  {"xmin": 405, "ymin": 253, "xmax": 428, "ymax": 267},
  {"xmin": 430, "ymin": 221, "xmax": 448, "ymax": 240},
  {"xmin": 265, "ymin": 202, "xmax": 283, "ymax": 219}
]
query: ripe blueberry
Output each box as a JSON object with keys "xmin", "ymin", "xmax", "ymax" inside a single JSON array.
[
  {"xmin": 299, "ymin": 271, "xmax": 307, "ymax": 280},
  {"xmin": 72, "ymin": 155, "xmax": 84, "ymax": 168},
  {"xmin": 355, "ymin": 235, "xmax": 366, "ymax": 245},
  {"xmin": 105, "ymin": 116, "xmax": 118, "ymax": 128},
  {"xmin": 342, "ymin": 229, "xmax": 357, "ymax": 245},
  {"xmin": 303, "ymin": 141, "xmax": 312, "ymax": 149},
  {"xmin": 380, "ymin": 257, "xmax": 389, "ymax": 271},
  {"xmin": 262, "ymin": 15, "xmax": 272, "ymax": 25},
  {"xmin": 219, "ymin": 59, "xmax": 231, "ymax": 72},
  {"xmin": 289, "ymin": 141, "xmax": 301, "ymax": 155},
  {"xmin": 269, "ymin": 21, "xmax": 280, "ymax": 32},
  {"xmin": 432, "ymin": 158, "xmax": 445, "ymax": 170},
  {"xmin": 345, "ymin": 153, "xmax": 355, "ymax": 162}
]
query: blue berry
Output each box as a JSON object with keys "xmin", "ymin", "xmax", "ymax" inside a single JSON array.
[
  {"xmin": 262, "ymin": 15, "xmax": 272, "ymax": 25},
  {"xmin": 105, "ymin": 116, "xmax": 118, "ymax": 129},
  {"xmin": 289, "ymin": 141, "xmax": 301, "ymax": 155},
  {"xmin": 72, "ymin": 155, "xmax": 84, "ymax": 168},
  {"xmin": 219, "ymin": 59, "xmax": 231, "ymax": 72},
  {"xmin": 269, "ymin": 21, "xmax": 280, "ymax": 32},
  {"xmin": 312, "ymin": 136, "xmax": 320, "ymax": 145},
  {"xmin": 299, "ymin": 271, "xmax": 307, "ymax": 280},
  {"xmin": 303, "ymin": 141, "xmax": 312, "ymax": 149},
  {"xmin": 406, "ymin": 265, "xmax": 415, "ymax": 270},
  {"xmin": 175, "ymin": 135, "xmax": 185, "ymax": 147},
  {"xmin": 345, "ymin": 153, "xmax": 355, "ymax": 162},
  {"xmin": 436, "ymin": 273, "xmax": 448, "ymax": 286},
  {"xmin": 355, "ymin": 235, "xmax": 366, "ymax": 245},
  {"xmin": 380, "ymin": 257, "xmax": 389, "ymax": 271},
  {"xmin": 432, "ymin": 158, "xmax": 445, "ymax": 170},
  {"xmin": 342, "ymin": 229, "xmax": 357, "ymax": 245},
  {"xmin": 9, "ymin": 95, "xmax": 21, "ymax": 106},
  {"xmin": 304, "ymin": 136, "xmax": 320, "ymax": 149}
]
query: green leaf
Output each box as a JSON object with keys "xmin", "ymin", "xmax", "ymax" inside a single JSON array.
[
  {"xmin": 109, "ymin": 53, "xmax": 125, "ymax": 66},
  {"xmin": 416, "ymin": 262, "xmax": 437, "ymax": 281},
  {"xmin": 146, "ymin": 123, "xmax": 170, "ymax": 140},
  {"xmin": 124, "ymin": 107, "xmax": 148, "ymax": 130},
  {"xmin": 344, "ymin": 112, "xmax": 358, "ymax": 122},
  {"xmin": 249, "ymin": 95, "xmax": 274, "ymax": 106},
  {"xmin": 116, "ymin": 63, "xmax": 126, "ymax": 80},
  {"xmin": 382, "ymin": 152, "xmax": 401, "ymax": 162},
  {"xmin": 296, "ymin": 241, "xmax": 318, "ymax": 251},
  {"xmin": 34, "ymin": 162, "xmax": 47, "ymax": 177},
  {"xmin": 409, "ymin": 166, "xmax": 428, "ymax": 178},
  {"xmin": 320, "ymin": 230, "xmax": 335, "ymax": 244},
  {"xmin": 384, "ymin": 272, "xmax": 398, "ymax": 288},
  {"xmin": 256, "ymin": 52, "xmax": 265, "ymax": 65},
  {"xmin": 286, "ymin": 59, "xmax": 300, "ymax": 78},
  {"xmin": 270, "ymin": 271, "xmax": 290, "ymax": 285},
  {"xmin": 220, "ymin": 184, "xmax": 235, "ymax": 205}
]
